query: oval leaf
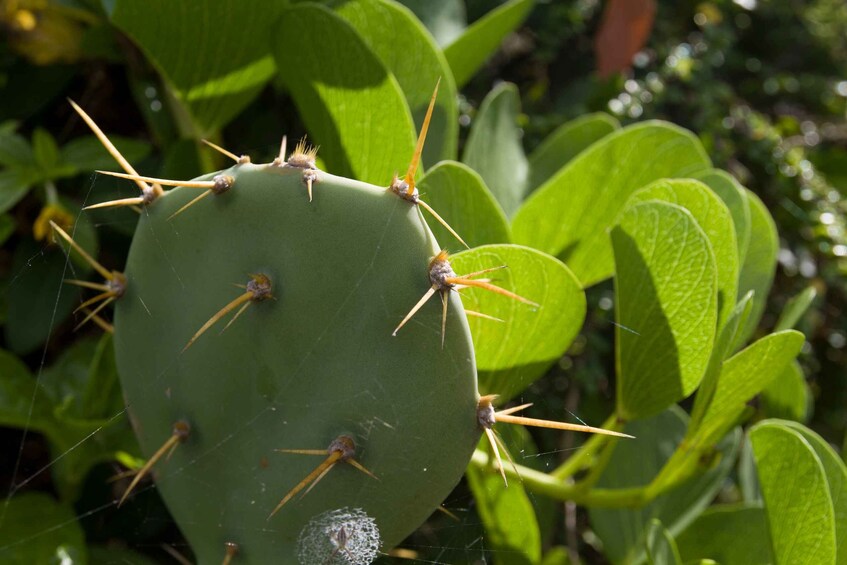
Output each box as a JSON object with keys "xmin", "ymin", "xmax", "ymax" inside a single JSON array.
[
  {"xmin": 736, "ymin": 190, "xmax": 778, "ymax": 345},
  {"xmin": 692, "ymin": 330, "xmax": 804, "ymax": 447},
  {"xmin": 450, "ymin": 244, "xmax": 586, "ymax": 400},
  {"xmin": 760, "ymin": 361, "xmax": 810, "ymax": 422},
  {"xmin": 109, "ymin": 0, "xmax": 281, "ymax": 136},
  {"xmin": 513, "ymin": 122, "xmax": 712, "ymax": 287},
  {"xmin": 750, "ymin": 421, "xmax": 836, "ymax": 565},
  {"xmin": 628, "ymin": 179, "xmax": 738, "ymax": 329},
  {"xmin": 612, "ymin": 201, "xmax": 717, "ymax": 420},
  {"xmin": 336, "ymin": 0, "xmax": 458, "ymax": 164},
  {"xmin": 273, "ymin": 3, "xmax": 415, "ymax": 185},
  {"xmin": 527, "ymin": 112, "xmax": 620, "ymax": 194},
  {"xmin": 417, "ymin": 161, "xmax": 510, "ymax": 248},
  {"xmin": 779, "ymin": 421, "xmax": 847, "ymax": 564},
  {"xmin": 693, "ymin": 169, "xmax": 751, "ymax": 266},
  {"xmin": 676, "ymin": 504, "xmax": 773, "ymax": 565},
  {"xmin": 462, "ymin": 82, "xmax": 528, "ymax": 218}
]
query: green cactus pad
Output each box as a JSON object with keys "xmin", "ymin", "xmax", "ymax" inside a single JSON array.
[{"xmin": 113, "ymin": 163, "xmax": 480, "ymax": 563}]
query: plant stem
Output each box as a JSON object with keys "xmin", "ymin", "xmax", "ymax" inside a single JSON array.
[{"xmin": 551, "ymin": 413, "xmax": 621, "ymax": 480}]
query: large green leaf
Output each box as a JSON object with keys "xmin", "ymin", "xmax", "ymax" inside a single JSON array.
[
  {"xmin": 450, "ymin": 244, "xmax": 585, "ymax": 400},
  {"xmin": 692, "ymin": 331, "xmax": 803, "ymax": 447},
  {"xmin": 444, "ymin": 0, "xmax": 534, "ymax": 87},
  {"xmin": 335, "ymin": 0, "xmax": 458, "ymax": 164},
  {"xmin": 676, "ymin": 504, "xmax": 773, "ymax": 565},
  {"xmin": 273, "ymin": 3, "xmax": 416, "ymax": 185},
  {"xmin": 589, "ymin": 407, "xmax": 741, "ymax": 565},
  {"xmin": 779, "ymin": 421, "xmax": 847, "ymax": 564},
  {"xmin": 396, "ymin": 0, "xmax": 466, "ymax": 46},
  {"xmin": 108, "ymin": 0, "xmax": 283, "ymax": 136},
  {"xmin": 627, "ymin": 179, "xmax": 738, "ymax": 329},
  {"xmin": 645, "ymin": 520, "xmax": 682, "ymax": 565},
  {"xmin": 693, "ymin": 169, "xmax": 751, "ymax": 266},
  {"xmin": 527, "ymin": 113, "xmax": 620, "ymax": 194},
  {"xmin": 513, "ymin": 122, "xmax": 712, "ymax": 287},
  {"xmin": 751, "ymin": 421, "xmax": 836, "ymax": 565},
  {"xmin": 417, "ymin": 161, "xmax": 510, "ymax": 248},
  {"xmin": 0, "ymin": 493, "xmax": 87, "ymax": 564},
  {"xmin": 760, "ymin": 361, "xmax": 810, "ymax": 422},
  {"xmin": 736, "ymin": 190, "xmax": 778, "ymax": 345},
  {"xmin": 612, "ymin": 201, "xmax": 717, "ymax": 420},
  {"xmin": 462, "ymin": 82, "xmax": 528, "ymax": 218},
  {"xmin": 467, "ymin": 434, "xmax": 542, "ymax": 565}
]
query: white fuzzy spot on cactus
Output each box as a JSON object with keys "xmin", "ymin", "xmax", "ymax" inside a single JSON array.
[{"xmin": 297, "ymin": 507, "xmax": 380, "ymax": 565}]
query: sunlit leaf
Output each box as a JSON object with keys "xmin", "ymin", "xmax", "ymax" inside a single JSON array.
[
  {"xmin": 760, "ymin": 361, "xmax": 810, "ymax": 423},
  {"xmin": 108, "ymin": 0, "xmax": 284, "ymax": 136},
  {"xmin": 612, "ymin": 201, "xmax": 717, "ymax": 420},
  {"xmin": 451, "ymin": 244, "xmax": 585, "ymax": 400},
  {"xmin": 336, "ymin": 0, "xmax": 458, "ymax": 164},
  {"xmin": 273, "ymin": 3, "xmax": 415, "ymax": 185},
  {"xmin": 462, "ymin": 82, "xmax": 528, "ymax": 218},
  {"xmin": 693, "ymin": 169, "xmax": 751, "ymax": 266},
  {"xmin": 736, "ymin": 190, "xmax": 778, "ymax": 345},
  {"xmin": 513, "ymin": 122, "xmax": 711, "ymax": 287},
  {"xmin": 628, "ymin": 178, "xmax": 738, "ymax": 329},
  {"xmin": 751, "ymin": 421, "xmax": 836, "ymax": 565},
  {"xmin": 527, "ymin": 112, "xmax": 619, "ymax": 194},
  {"xmin": 417, "ymin": 161, "xmax": 510, "ymax": 248}
]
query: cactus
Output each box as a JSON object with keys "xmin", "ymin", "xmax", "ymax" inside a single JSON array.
[{"xmin": 53, "ymin": 85, "xmax": 630, "ymax": 564}]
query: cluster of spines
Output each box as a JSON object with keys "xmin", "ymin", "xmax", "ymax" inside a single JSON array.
[{"xmin": 61, "ymin": 84, "xmax": 632, "ymax": 562}]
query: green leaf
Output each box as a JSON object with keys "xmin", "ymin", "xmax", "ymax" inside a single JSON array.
[
  {"xmin": 443, "ymin": 0, "xmax": 534, "ymax": 87},
  {"xmin": 60, "ymin": 135, "xmax": 151, "ymax": 173},
  {"xmin": 513, "ymin": 122, "xmax": 712, "ymax": 287},
  {"xmin": 676, "ymin": 503, "xmax": 773, "ymax": 565},
  {"xmin": 0, "ymin": 493, "xmax": 87, "ymax": 564},
  {"xmin": 693, "ymin": 169, "xmax": 751, "ymax": 266},
  {"xmin": 612, "ymin": 201, "xmax": 717, "ymax": 420},
  {"xmin": 467, "ymin": 439, "xmax": 541, "ymax": 565},
  {"xmin": 109, "ymin": 0, "xmax": 282, "ymax": 136},
  {"xmin": 0, "ymin": 128, "xmax": 34, "ymax": 167},
  {"xmin": 0, "ymin": 214, "xmax": 15, "ymax": 245},
  {"xmin": 775, "ymin": 286, "xmax": 817, "ymax": 332},
  {"xmin": 395, "ymin": 0, "xmax": 466, "ymax": 46},
  {"xmin": 627, "ymin": 178, "xmax": 738, "ymax": 329},
  {"xmin": 688, "ymin": 292, "xmax": 754, "ymax": 432},
  {"xmin": 462, "ymin": 82, "xmax": 528, "ymax": 218},
  {"xmin": 750, "ymin": 421, "xmax": 836, "ymax": 565},
  {"xmin": 589, "ymin": 407, "xmax": 741, "ymax": 565},
  {"xmin": 417, "ymin": 161, "xmax": 510, "ymax": 248},
  {"xmin": 335, "ymin": 0, "xmax": 458, "ymax": 164},
  {"xmin": 273, "ymin": 3, "xmax": 416, "ymax": 185},
  {"xmin": 0, "ymin": 348, "xmax": 55, "ymax": 431},
  {"xmin": 646, "ymin": 520, "xmax": 682, "ymax": 565},
  {"xmin": 0, "ymin": 169, "xmax": 33, "ymax": 214},
  {"xmin": 760, "ymin": 361, "xmax": 810, "ymax": 422},
  {"xmin": 736, "ymin": 191, "xmax": 778, "ymax": 345},
  {"xmin": 4, "ymin": 239, "xmax": 80, "ymax": 355},
  {"xmin": 527, "ymin": 113, "xmax": 619, "ymax": 194},
  {"xmin": 450, "ymin": 244, "xmax": 586, "ymax": 400},
  {"xmin": 692, "ymin": 331, "xmax": 803, "ymax": 447},
  {"xmin": 32, "ymin": 128, "xmax": 61, "ymax": 170},
  {"xmin": 778, "ymin": 421, "xmax": 847, "ymax": 564}
]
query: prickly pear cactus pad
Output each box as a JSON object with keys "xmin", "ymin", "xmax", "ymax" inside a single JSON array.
[{"xmin": 113, "ymin": 162, "xmax": 481, "ymax": 562}]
